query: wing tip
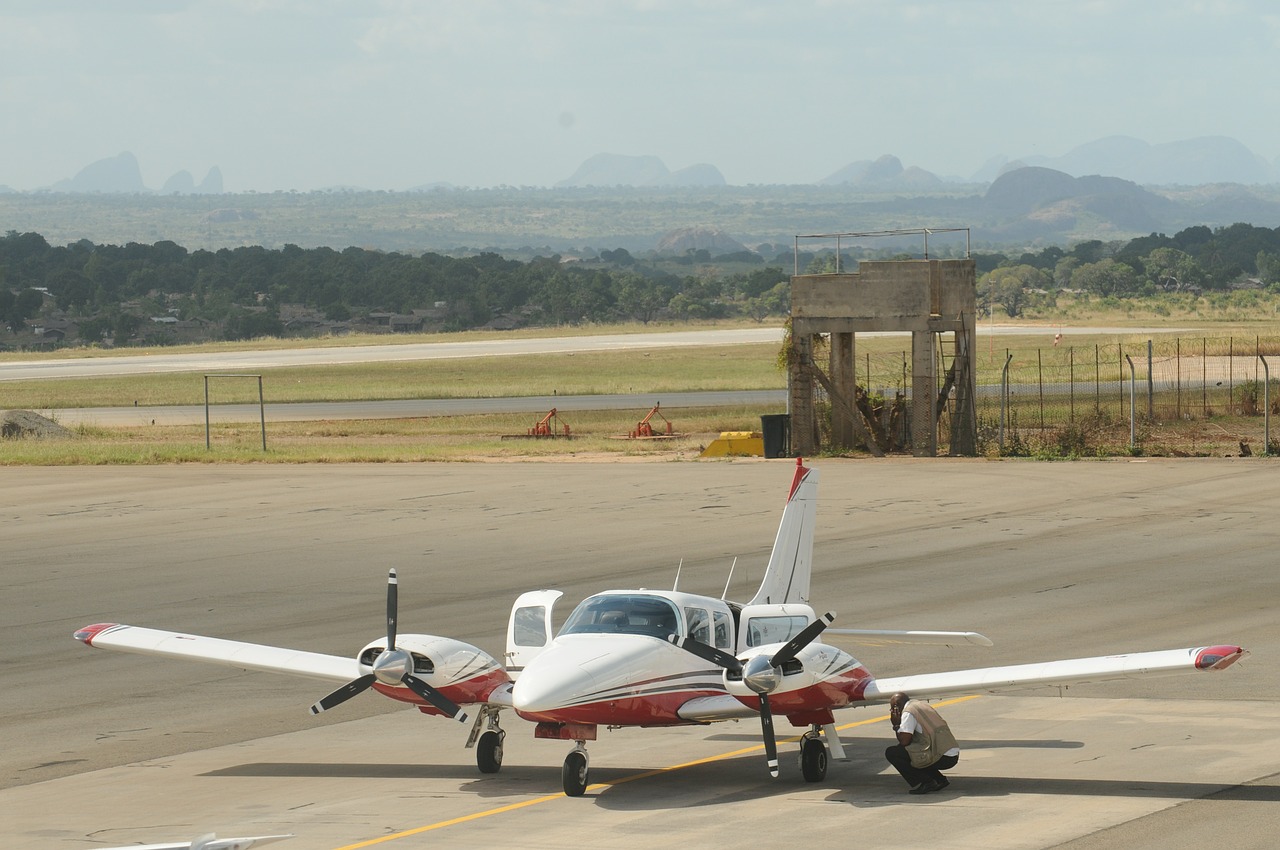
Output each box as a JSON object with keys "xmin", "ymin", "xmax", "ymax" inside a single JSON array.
[
  {"xmin": 1195, "ymin": 645, "xmax": 1248, "ymax": 670},
  {"xmin": 73, "ymin": 622, "xmax": 121, "ymax": 646}
]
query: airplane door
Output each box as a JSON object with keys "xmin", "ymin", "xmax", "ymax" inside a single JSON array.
[{"xmin": 505, "ymin": 589, "xmax": 563, "ymax": 672}]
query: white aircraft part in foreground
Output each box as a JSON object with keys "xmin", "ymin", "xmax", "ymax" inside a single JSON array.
[
  {"xmin": 75, "ymin": 459, "xmax": 1248, "ymax": 797},
  {"xmin": 99, "ymin": 834, "xmax": 292, "ymax": 850}
]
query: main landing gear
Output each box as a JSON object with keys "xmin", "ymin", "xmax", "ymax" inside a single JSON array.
[
  {"xmin": 467, "ymin": 706, "xmax": 506, "ymax": 774},
  {"xmin": 799, "ymin": 729, "xmax": 828, "ymax": 782}
]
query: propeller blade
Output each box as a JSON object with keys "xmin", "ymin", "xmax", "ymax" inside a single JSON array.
[
  {"xmin": 309, "ymin": 673, "xmax": 376, "ymax": 715},
  {"xmin": 386, "ymin": 568, "xmax": 399, "ymax": 650},
  {"xmin": 667, "ymin": 634, "xmax": 743, "ymax": 674},
  {"xmin": 770, "ymin": 611, "xmax": 835, "ymax": 667},
  {"xmin": 759, "ymin": 692, "xmax": 779, "ymax": 778},
  {"xmin": 403, "ymin": 674, "xmax": 469, "ymax": 724}
]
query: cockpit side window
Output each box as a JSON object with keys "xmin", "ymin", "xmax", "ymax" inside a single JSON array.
[{"xmin": 561, "ymin": 594, "xmax": 682, "ymax": 638}]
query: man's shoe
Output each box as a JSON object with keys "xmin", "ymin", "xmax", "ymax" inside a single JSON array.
[
  {"xmin": 934, "ymin": 777, "xmax": 950, "ymax": 791},
  {"xmin": 909, "ymin": 780, "xmax": 940, "ymax": 795}
]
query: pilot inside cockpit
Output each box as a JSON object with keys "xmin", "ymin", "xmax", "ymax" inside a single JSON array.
[{"xmin": 599, "ymin": 610, "xmax": 628, "ymax": 629}]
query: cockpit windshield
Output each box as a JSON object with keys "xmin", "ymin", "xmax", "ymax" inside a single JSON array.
[{"xmin": 560, "ymin": 594, "xmax": 681, "ymax": 639}]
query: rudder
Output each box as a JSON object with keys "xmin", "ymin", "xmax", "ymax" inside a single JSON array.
[{"xmin": 747, "ymin": 459, "xmax": 819, "ymax": 606}]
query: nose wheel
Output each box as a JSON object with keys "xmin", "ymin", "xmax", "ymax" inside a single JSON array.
[{"xmin": 562, "ymin": 743, "xmax": 590, "ymax": 796}]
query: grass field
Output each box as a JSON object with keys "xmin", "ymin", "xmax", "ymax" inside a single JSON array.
[
  {"xmin": 4, "ymin": 316, "xmax": 1279, "ymax": 464},
  {"xmin": 1, "ymin": 407, "xmax": 778, "ymax": 465}
]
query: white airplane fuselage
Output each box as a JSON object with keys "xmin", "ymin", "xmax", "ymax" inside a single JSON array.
[{"xmin": 510, "ymin": 588, "xmax": 874, "ymax": 729}]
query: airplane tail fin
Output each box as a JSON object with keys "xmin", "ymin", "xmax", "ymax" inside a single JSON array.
[{"xmin": 748, "ymin": 459, "xmax": 819, "ymax": 606}]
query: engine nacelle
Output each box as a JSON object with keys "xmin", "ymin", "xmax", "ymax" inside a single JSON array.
[
  {"xmin": 358, "ymin": 634, "xmax": 510, "ymax": 709},
  {"xmin": 723, "ymin": 641, "xmax": 868, "ymax": 713}
]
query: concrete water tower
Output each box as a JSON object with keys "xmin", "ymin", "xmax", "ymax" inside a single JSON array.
[{"xmin": 786, "ymin": 228, "xmax": 977, "ymax": 457}]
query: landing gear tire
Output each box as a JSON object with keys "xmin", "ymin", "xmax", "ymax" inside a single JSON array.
[
  {"xmin": 477, "ymin": 729, "xmax": 504, "ymax": 774},
  {"xmin": 800, "ymin": 735, "xmax": 828, "ymax": 782},
  {"xmin": 562, "ymin": 750, "xmax": 589, "ymax": 797}
]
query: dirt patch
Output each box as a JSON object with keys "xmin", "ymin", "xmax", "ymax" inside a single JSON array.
[{"xmin": 1, "ymin": 410, "xmax": 77, "ymax": 440}]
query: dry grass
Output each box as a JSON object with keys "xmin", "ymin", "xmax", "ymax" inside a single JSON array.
[{"xmin": 0, "ymin": 406, "xmax": 780, "ymax": 465}]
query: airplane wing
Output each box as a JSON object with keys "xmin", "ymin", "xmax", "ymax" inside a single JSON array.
[
  {"xmin": 99, "ymin": 834, "xmax": 293, "ymax": 850},
  {"xmin": 861, "ymin": 644, "xmax": 1248, "ymax": 702},
  {"xmin": 676, "ymin": 644, "xmax": 1247, "ymax": 723},
  {"xmin": 825, "ymin": 629, "xmax": 993, "ymax": 647},
  {"xmin": 74, "ymin": 623, "xmax": 361, "ymax": 682}
]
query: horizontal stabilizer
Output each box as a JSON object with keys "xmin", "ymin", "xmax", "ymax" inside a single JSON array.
[{"xmin": 826, "ymin": 628, "xmax": 993, "ymax": 647}]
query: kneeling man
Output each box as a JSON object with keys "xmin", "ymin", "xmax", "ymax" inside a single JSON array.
[{"xmin": 885, "ymin": 692, "xmax": 959, "ymax": 794}]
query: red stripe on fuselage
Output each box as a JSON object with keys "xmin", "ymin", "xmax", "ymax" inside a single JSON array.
[{"xmin": 516, "ymin": 687, "xmax": 727, "ymax": 727}]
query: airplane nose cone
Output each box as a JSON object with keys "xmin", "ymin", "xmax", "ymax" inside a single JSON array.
[
  {"xmin": 512, "ymin": 635, "xmax": 662, "ymax": 721},
  {"xmin": 512, "ymin": 656, "xmax": 599, "ymax": 718}
]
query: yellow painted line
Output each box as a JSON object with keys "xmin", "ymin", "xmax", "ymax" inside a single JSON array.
[{"xmin": 331, "ymin": 694, "xmax": 982, "ymax": 849}]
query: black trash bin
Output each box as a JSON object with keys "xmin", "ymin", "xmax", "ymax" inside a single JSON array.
[{"xmin": 760, "ymin": 414, "xmax": 791, "ymax": 459}]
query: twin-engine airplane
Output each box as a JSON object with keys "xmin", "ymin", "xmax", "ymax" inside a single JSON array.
[{"xmin": 75, "ymin": 460, "xmax": 1248, "ymax": 797}]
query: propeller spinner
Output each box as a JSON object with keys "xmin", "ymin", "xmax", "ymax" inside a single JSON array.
[
  {"xmin": 671, "ymin": 611, "xmax": 834, "ymax": 777},
  {"xmin": 309, "ymin": 568, "xmax": 469, "ymax": 723}
]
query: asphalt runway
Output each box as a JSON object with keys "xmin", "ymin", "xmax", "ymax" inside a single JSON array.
[
  {"xmin": 4, "ymin": 459, "xmax": 1277, "ymax": 849},
  {"xmin": 0, "ymin": 324, "xmax": 1190, "ymax": 383}
]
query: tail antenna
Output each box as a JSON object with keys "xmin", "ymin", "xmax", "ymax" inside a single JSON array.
[
  {"xmin": 721, "ymin": 557, "xmax": 737, "ymax": 600},
  {"xmin": 672, "ymin": 559, "xmax": 683, "ymax": 592}
]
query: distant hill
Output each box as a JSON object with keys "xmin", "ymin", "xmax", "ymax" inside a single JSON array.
[
  {"xmin": 818, "ymin": 154, "xmax": 944, "ymax": 190},
  {"xmin": 981, "ymin": 166, "xmax": 1180, "ymax": 239},
  {"xmin": 160, "ymin": 166, "xmax": 223, "ymax": 195},
  {"xmin": 654, "ymin": 226, "xmax": 747, "ymax": 256},
  {"xmin": 1010, "ymin": 135, "xmax": 1276, "ymax": 186},
  {"xmin": 557, "ymin": 153, "xmax": 726, "ymax": 187},
  {"xmin": 46, "ymin": 152, "xmax": 223, "ymax": 194},
  {"xmin": 53, "ymin": 151, "xmax": 146, "ymax": 193}
]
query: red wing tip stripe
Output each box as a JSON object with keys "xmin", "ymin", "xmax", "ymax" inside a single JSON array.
[
  {"xmin": 72, "ymin": 623, "xmax": 123, "ymax": 645},
  {"xmin": 787, "ymin": 461, "xmax": 810, "ymax": 501},
  {"xmin": 1195, "ymin": 645, "xmax": 1247, "ymax": 670}
]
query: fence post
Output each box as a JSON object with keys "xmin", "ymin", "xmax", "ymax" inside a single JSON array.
[
  {"xmin": 1000, "ymin": 351, "xmax": 1013, "ymax": 453},
  {"xmin": 1152, "ymin": 337, "xmax": 1162, "ymax": 419},
  {"xmin": 1037, "ymin": 348, "xmax": 1044, "ymax": 430},
  {"xmin": 1125, "ymin": 355, "xmax": 1136, "ymax": 449},
  {"xmin": 1069, "ymin": 346, "xmax": 1075, "ymax": 423},
  {"xmin": 1262, "ymin": 355, "xmax": 1271, "ymax": 455}
]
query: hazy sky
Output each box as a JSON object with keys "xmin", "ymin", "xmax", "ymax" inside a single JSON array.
[{"xmin": 2, "ymin": 0, "xmax": 1277, "ymax": 192}]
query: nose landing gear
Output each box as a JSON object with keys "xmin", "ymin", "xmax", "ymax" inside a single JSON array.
[{"xmin": 562, "ymin": 741, "xmax": 591, "ymax": 796}]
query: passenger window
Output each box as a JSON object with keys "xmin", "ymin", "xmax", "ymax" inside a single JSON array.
[
  {"xmin": 684, "ymin": 607, "xmax": 711, "ymax": 644},
  {"xmin": 513, "ymin": 606, "xmax": 548, "ymax": 646},
  {"xmin": 713, "ymin": 610, "xmax": 732, "ymax": 649},
  {"xmin": 745, "ymin": 615, "xmax": 808, "ymax": 647}
]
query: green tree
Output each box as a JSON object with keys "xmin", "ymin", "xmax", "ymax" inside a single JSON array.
[
  {"xmin": 1256, "ymin": 251, "xmax": 1280, "ymax": 285},
  {"xmin": 1142, "ymin": 247, "xmax": 1206, "ymax": 292},
  {"xmin": 1071, "ymin": 259, "xmax": 1141, "ymax": 297},
  {"xmin": 615, "ymin": 274, "xmax": 666, "ymax": 324},
  {"xmin": 983, "ymin": 265, "xmax": 1049, "ymax": 318},
  {"xmin": 113, "ymin": 313, "xmax": 144, "ymax": 344}
]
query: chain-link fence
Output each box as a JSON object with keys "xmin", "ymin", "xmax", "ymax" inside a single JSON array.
[{"xmin": 840, "ymin": 336, "xmax": 1280, "ymax": 457}]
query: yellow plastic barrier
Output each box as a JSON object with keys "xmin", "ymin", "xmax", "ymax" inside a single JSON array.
[{"xmin": 699, "ymin": 431, "xmax": 764, "ymax": 458}]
